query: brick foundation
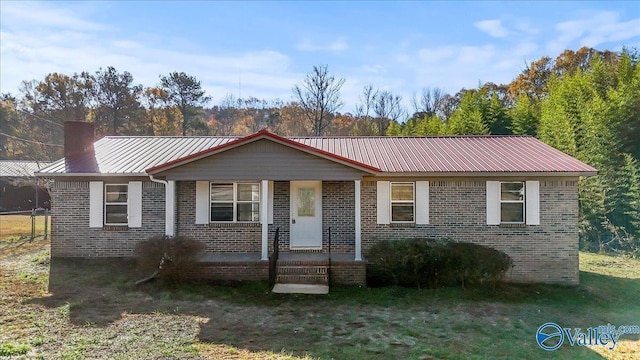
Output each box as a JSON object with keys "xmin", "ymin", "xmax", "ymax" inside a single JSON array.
[
  {"xmin": 331, "ymin": 261, "xmax": 366, "ymax": 286},
  {"xmin": 192, "ymin": 261, "xmax": 269, "ymax": 282}
]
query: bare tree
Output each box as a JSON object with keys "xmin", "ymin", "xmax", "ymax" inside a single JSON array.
[
  {"xmin": 355, "ymin": 85, "xmax": 378, "ymax": 121},
  {"xmin": 412, "ymin": 87, "xmax": 443, "ymax": 118},
  {"xmin": 293, "ymin": 65, "xmax": 345, "ymax": 136},
  {"xmin": 213, "ymin": 93, "xmax": 241, "ymax": 135},
  {"xmin": 373, "ymin": 90, "xmax": 405, "ymax": 135}
]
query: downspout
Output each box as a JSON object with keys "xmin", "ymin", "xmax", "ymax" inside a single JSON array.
[{"xmin": 149, "ymin": 174, "xmax": 176, "ymax": 237}]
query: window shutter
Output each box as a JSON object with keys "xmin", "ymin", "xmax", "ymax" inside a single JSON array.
[
  {"xmin": 415, "ymin": 181, "xmax": 429, "ymax": 225},
  {"xmin": 268, "ymin": 181, "xmax": 274, "ymax": 225},
  {"xmin": 377, "ymin": 181, "xmax": 390, "ymax": 225},
  {"xmin": 127, "ymin": 181, "xmax": 143, "ymax": 228},
  {"xmin": 89, "ymin": 181, "xmax": 103, "ymax": 228},
  {"xmin": 195, "ymin": 181, "xmax": 210, "ymax": 224},
  {"xmin": 486, "ymin": 181, "xmax": 500, "ymax": 225},
  {"xmin": 526, "ymin": 181, "xmax": 540, "ymax": 225}
]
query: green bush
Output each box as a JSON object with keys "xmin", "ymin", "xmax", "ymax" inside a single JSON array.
[
  {"xmin": 366, "ymin": 239, "xmax": 513, "ymax": 289},
  {"xmin": 134, "ymin": 236, "xmax": 205, "ymax": 286}
]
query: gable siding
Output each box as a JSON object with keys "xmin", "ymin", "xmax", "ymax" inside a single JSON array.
[{"xmin": 157, "ymin": 139, "xmax": 367, "ymax": 181}]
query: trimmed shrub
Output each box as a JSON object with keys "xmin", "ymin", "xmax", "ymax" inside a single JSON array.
[
  {"xmin": 445, "ymin": 242, "xmax": 513, "ymax": 288},
  {"xmin": 134, "ymin": 236, "xmax": 205, "ymax": 286},
  {"xmin": 366, "ymin": 239, "xmax": 513, "ymax": 288}
]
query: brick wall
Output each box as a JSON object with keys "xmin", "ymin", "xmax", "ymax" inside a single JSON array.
[
  {"xmin": 269, "ymin": 181, "xmax": 356, "ymax": 253},
  {"xmin": 270, "ymin": 181, "xmax": 290, "ymax": 252},
  {"xmin": 176, "ymin": 181, "xmax": 262, "ymax": 253},
  {"xmin": 52, "ymin": 178, "xmax": 580, "ymax": 285},
  {"xmin": 191, "ymin": 262, "xmax": 269, "ymax": 281},
  {"xmin": 361, "ymin": 178, "xmax": 580, "ymax": 285},
  {"xmin": 50, "ymin": 181, "xmax": 165, "ymax": 257},
  {"xmin": 331, "ymin": 261, "xmax": 366, "ymax": 285},
  {"xmin": 323, "ymin": 181, "xmax": 356, "ymax": 253}
]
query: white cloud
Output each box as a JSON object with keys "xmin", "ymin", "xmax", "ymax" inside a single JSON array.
[
  {"xmin": 2, "ymin": 1, "xmax": 106, "ymax": 31},
  {"xmin": 399, "ymin": 42, "xmax": 537, "ymax": 94},
  {"xmin": 0, "ymin": 2, "xmax": 296, "ymax": 102},
  {"xmin": 547, "ymin": 11, "xmax": 640, "ymax": 54},
  {"xmin": 297, "ymin": 38, "xmax": 349, "ymax": 53},
  {"xmin": 514, "ymin": 20, "xmax": 540, "ymax": 36},
  {"xmin": 474, "ymin": 20, "xmax": 509, "ymax": 38},
  {"xmin": 361, "ymin": 64, "xmax": 384, "ymax": 74}
]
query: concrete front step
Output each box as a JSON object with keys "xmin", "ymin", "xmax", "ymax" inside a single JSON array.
[
  {"xmin": 272, "ymin": 283, "xmax": 329, "ymax": 294},
  {"xmin": 276, "ymin": 260, "xmax": 329, "ymax": 267},
  {"xmin": 276, "ymin": 274, "xmax": 328, "ymax": 285},
  {"xmin": 277, "ymin": 265, "xmax": 328, "ymax": 275}
]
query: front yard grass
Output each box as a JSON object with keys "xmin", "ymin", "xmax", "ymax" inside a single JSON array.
[{"xmin": 1, "ymin": 238, "xmax": 638, "ymax": 359}]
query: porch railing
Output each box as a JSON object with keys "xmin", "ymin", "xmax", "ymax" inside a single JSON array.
[
  {"xmin": 269, "ymin": 227, "xmax": 280, "ymax": 285},
  {"xmin": 328, "ymin": 226, "xmax": 332, "ymax": 286}
]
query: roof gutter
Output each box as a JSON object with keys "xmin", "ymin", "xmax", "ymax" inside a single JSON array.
[
  {"xmin": 148, "ymin": 174, "xmax": 167, "ymax": 186},
  {"xmin": 365, "ymin": 171, "xmax": 598, "ymax": 178},
  {"xmin": 34, "ymin": 172, "xmax": 149, "ymax": 177}
]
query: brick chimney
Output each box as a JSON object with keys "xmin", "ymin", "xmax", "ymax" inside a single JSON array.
[{"xmin": 64, "ymin": 121, "xmax": 95, "ymax": 158}]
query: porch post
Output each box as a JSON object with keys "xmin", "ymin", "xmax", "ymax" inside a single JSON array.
[
  {"xmin": 355, "ymin": 180, "xmax": 362, "ymax": 261},
  {"xmin": 166, "ymin": 180, "xmax": 176, "ymax": 236},
  {"xmin": 261, "ymin": 180, "xmax": 269, "ymax": 260}
]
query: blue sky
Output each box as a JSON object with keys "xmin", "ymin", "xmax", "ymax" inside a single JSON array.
[{"xmin": 1, "ymin": 1, "xmax": 639, "ymax": 112}]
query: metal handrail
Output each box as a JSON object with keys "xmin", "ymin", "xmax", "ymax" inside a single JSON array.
[
  {"xmin": 327, "ymin": 227, "xmax": 332, "ymax": 286},
  {"xmin": 269, "ymin": 227, "xmax": 280, "ymax": 285}
]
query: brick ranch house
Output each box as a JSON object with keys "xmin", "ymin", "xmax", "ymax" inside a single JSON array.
[{"xmin": 37, "ymin": 121, "xmax": 597, "ymax": 288}]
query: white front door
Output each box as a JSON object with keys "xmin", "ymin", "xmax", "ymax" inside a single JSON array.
[{"xmin": 290, "ymin": 181, "xmax": 322, "ymax": 249}]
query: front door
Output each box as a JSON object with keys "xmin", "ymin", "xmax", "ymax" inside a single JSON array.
[{"xmin": 290, "ymin": 181, "xmax": 322, "ymax": 249}]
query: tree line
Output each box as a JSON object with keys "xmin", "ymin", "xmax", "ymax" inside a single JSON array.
[{"xmin": 1, "ymin": 46, "xmax": 638, "ymax": 254}]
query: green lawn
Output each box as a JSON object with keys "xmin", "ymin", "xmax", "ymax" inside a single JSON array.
[
  {"xmin": 0, "ymin": 214, "xmax": 50, "ymax": 242},
  {"xmin": 1, "ymin": 239, "xmax": 638, "ymax": 359}
]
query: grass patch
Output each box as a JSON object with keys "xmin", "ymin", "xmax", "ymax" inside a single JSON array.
[
  {"xmin": 0, "ymin": 215, "xmax": 50, "ymax": 242},
  {"xmin": 0, "ymin": 342, "xmax": 31, "ymax": 356},
  {"xmin": 1, "ymin": 240, "xmax": 639, "ymax": 359}
]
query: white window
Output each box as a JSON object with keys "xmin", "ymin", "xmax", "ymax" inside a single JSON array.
[
  {"xmin": 486, "ymin": 180, "xmax": 539, "ymax": 225},
  {"xmin": 210, "ymin": 183, "xmax": 260, "ymax": 222},
  {"xmin": 89, "ymin": 181, "xmax": 142, "ymax": 228},
  {"xmin": 500, "ymin": 182, "xmax": 525, "ymax": 223},
  {"xmin": 377, "ymin": 181, "xmax": 429, "ymax": 225},
  {"xmin": 104, "ymin": 184, "xmax": 128, "ymax": 225},
  {"xmin": 390, "ymin": 182, "xmax": 415, "ymax": 222}
]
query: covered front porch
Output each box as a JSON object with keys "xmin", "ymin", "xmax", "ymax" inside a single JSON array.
[
  {"xmin": 145, "ymin": 132, "xmax": 376, "ymax": 288},
  {"xmin": 184, "ymin": 180, "xmax": 368, "ymax": 288}
]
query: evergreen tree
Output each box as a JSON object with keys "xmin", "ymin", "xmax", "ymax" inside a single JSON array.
[{"xmin": 509, "ymin": 94, "xmax": 539, "ymax": 135}]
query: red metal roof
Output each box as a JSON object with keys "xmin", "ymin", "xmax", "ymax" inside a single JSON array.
[
  {"xmin": 294, "ymin": 136, "xmax": 596, "ymax": 173},
  {"xmin": 37, "ymin": 131, "xmax": 598, "ymax": 176}
]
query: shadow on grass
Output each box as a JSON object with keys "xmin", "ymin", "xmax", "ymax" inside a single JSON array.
[{"xmin": 25, "ymin": 257, "xmax": 639, "ymax": 358}]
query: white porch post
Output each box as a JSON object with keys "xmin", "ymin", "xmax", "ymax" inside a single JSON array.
[
  {"xmin": 166, "ymin": 180, "xmax": 176, "ymax": 236},
  {"xmin": 261, "ymin": 180, "xmax": 269, "ymax": 260},
  {"xmin": 355, "ymin": 180, "xmax": 362, "ymax": 261}
]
